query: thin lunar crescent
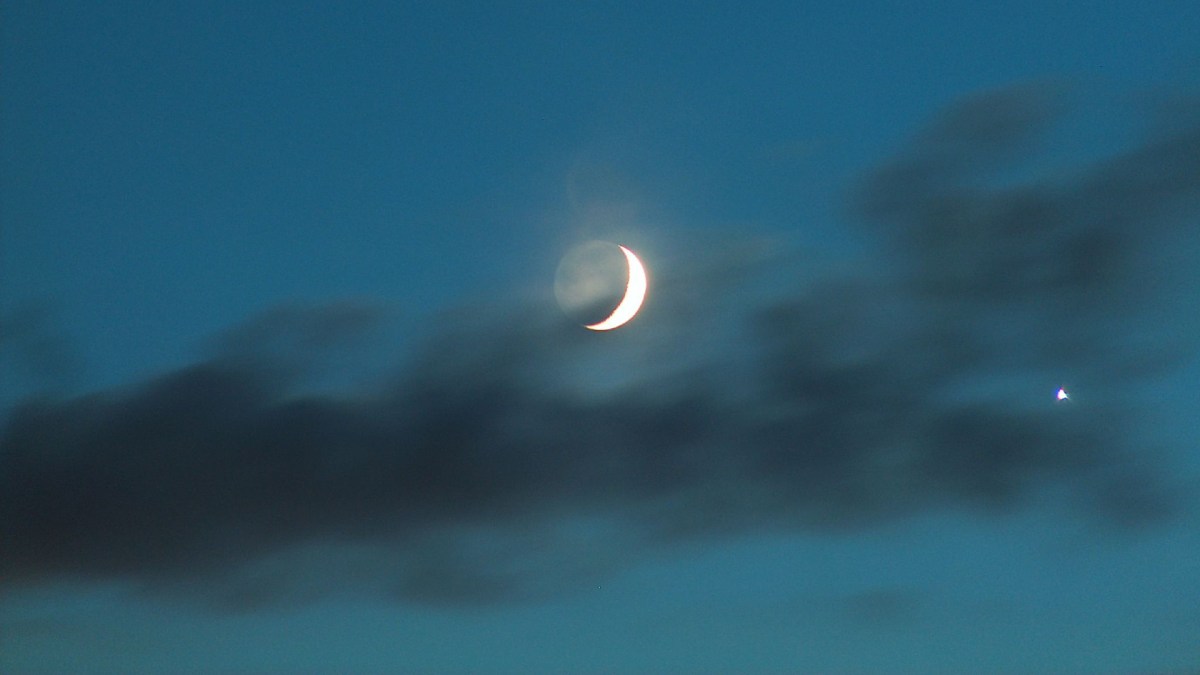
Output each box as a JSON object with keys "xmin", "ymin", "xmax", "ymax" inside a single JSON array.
[{"xmin": 585, "ymin": 245, "xmax": 648, "ymax": 331}]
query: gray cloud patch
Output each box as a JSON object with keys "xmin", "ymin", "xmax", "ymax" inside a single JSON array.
[
  {"xmin": 841, "ymin": 587, "xmax": 923, "ymax": 628},
  {"xmin": 2, "ymin": 85, "xmax": 1196, "ymax": 607},
  {"xmin": 0, "ymin": 305, "xmax": 84, "ymax": 401}
]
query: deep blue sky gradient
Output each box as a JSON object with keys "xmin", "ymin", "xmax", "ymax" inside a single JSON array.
[{"xmin": 3, "ymin": 2, "xmax": 1200, "ymax": 672}]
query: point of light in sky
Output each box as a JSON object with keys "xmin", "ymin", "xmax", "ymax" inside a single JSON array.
[{"xmin": 3, "ymin": 3, "xmax": 1199, "ymax": 673}]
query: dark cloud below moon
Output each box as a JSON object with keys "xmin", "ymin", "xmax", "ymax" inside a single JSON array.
[{"xmin": 2, "ymin": 85, "xmax": 1197, "ymax": 609}]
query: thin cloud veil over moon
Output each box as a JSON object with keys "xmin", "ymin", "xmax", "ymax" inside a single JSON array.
[
  {"xmin": 0, "ymin": 85, "xmax": 1196, "ymax": 612},
  {"xmin": 554, "ymin": 241, "xmax": 648, "ymax": 330}
]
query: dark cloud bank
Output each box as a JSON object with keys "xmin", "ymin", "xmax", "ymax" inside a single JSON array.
[{"xmin": 3, "ymin": 85, "xmax": 1198, "ymax": 608}]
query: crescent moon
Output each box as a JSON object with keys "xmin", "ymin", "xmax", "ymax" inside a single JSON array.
[{"xmin": 585, "ymin": 245, "xmax": 647, "ymax": 331}]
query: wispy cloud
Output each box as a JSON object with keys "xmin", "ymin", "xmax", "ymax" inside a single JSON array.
[{"xmin": 2, "ymin": 84, "xmax": 1196, "ymax": 609}]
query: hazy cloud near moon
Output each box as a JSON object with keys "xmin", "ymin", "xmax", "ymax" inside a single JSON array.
[{"xmin": 2, "ymin": 85, "xmax": 1197, "ymax": 608}]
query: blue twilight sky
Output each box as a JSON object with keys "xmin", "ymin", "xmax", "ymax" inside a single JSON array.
[{"xmin": 3, "ymin": 2, "xmax": 1200, "ymax": 673}]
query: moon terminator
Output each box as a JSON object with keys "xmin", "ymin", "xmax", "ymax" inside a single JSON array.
[
  {"xmin": 554, "ymin": 241, "xmax": 649, "ymax": 331},
  {"xmin": 584, "ymin": 245, "xmax": 648, "ymax": 331}
]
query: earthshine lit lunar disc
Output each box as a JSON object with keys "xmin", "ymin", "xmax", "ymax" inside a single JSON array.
[{"xmin": 585, "ymin": 246, "xmax": 648, "ymax": 331}]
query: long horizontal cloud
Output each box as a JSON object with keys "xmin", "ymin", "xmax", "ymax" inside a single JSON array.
[{"xmin": 2, "ymin": 84, "xmax": 1196, "ymax": 607}]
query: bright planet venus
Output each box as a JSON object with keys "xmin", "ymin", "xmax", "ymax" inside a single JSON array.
[{"xmin": 554, "ymin": 241, "xmax": 648, "ymax": 330}]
